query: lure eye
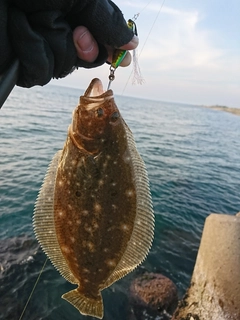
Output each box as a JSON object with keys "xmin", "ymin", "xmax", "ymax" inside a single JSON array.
[
  {"xmin": 110, "ymin": 111, "xmax": 120, "ymax": 123},
  {"xmin": 96, "ymin": 108, "xmax": 104, "ymax": 117}
]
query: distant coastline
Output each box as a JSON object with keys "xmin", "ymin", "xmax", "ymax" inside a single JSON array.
[{"xmin": 203, "ymin": 105, "xmax": 240, "ymax": 116}]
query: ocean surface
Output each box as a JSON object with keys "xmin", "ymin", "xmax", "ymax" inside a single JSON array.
[{"xmin": 0, "ymin": 84, "xmax": 239, "ymax": 320}]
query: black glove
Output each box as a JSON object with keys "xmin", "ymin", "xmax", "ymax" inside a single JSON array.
[{"xmin": 0, "ymin": 0, "xmax": 134, "ymax": 87}]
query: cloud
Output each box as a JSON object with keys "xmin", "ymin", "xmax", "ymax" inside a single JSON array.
[{"xmin": 136, "ymin": 6, "xmax": 223, "ymax": 70}]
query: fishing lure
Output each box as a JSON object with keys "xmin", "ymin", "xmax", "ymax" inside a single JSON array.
[
  {"xmin": 111, "ymin": 19, "xmax": 137, "ymax": 69},
  {"xmin": 107, "ymin": 19, "xmax": 138, "ymax": 89}
]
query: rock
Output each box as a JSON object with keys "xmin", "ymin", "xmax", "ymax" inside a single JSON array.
[
  {"xmin": 129, "ymin": 272, "xmax": 178, "ymax": 319},
  {"xmin": 172, "ymin": 213, "xmax": 240, "ymax": 320}
]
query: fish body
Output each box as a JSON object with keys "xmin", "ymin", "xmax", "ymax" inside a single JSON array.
[{"xmin": 33, "ymin": 79, "xmax": 154, "ymax": 319}]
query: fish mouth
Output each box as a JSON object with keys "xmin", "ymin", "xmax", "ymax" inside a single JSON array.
[{"xmin": 84, "ymin": 78, "xmax": 113, "ymax": 99}]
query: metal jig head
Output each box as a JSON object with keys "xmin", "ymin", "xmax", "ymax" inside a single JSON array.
[{"xmin": 107, "ymin": 19, "xmax": 138, "ymax": 90}]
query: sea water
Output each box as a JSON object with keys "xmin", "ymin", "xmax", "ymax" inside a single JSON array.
[{"xmin": 0, "ymin": 84, "xmax": 239, "ymax": 320}]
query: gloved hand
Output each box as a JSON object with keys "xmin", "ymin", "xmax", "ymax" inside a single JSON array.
[{"xmin": 0, "ymin": 0, "xmax": 135, "ymax": 87}]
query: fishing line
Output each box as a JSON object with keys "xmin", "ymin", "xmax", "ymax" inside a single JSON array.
[
  {"xmin": 137, "ymin": 0, "xmax": 155, "ymax": 15},
  {"xmin": 122, "ymin": 0, "xmax": 166, "ymax": 94},
  {"xmin": 18, "ymin": 257, "xmax": 48, "ymax": 320}
]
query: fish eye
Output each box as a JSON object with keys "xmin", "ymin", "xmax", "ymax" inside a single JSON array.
[
  {"xmin": 96, "ymin": 108, "xmax": 104, "ymax": 117},
  {"xmin": 110, "ymin": 111, "xmax": 119, "ymax": 123}
]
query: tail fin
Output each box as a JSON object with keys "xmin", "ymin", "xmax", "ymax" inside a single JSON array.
[{"xmin": 62, "ymin": 289, "xmax": 103, "ymax": 319}]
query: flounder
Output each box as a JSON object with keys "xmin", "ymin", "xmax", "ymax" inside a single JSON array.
[{"xmin": 33, "ymin": 78, "xmax": 154, "ymax": 319}]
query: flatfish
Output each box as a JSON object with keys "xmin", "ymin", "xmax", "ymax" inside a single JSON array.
[{"xmin": 33, "ymin": 78, "xmax": 154, "ymax": 319}]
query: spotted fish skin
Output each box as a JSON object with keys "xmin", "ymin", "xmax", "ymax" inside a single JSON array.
[{"xmin": 33, "ymin": 78, "xmax": 154, "ymax": 319}]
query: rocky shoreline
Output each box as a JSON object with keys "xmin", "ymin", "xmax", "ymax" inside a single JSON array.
[{"xmin": 203, "ymin": 105, "xmax": 240, "ymax": 116}]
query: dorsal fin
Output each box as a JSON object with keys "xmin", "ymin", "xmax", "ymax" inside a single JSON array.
[{"xmin": 33, "ymin": 150, "xmax": 77, "ymax": 284}]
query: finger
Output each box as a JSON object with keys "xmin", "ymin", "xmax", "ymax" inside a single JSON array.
[
  {"xmin": 119, "ymin": 51, "xmax": 132, "ymax": 67},
  {"xmin": 73, "ymin": 26, "xmax": 99, "ymax": 63},
  {"xmin": 119, "ymin": 35, "xmax": 139, "ymax": 50}
]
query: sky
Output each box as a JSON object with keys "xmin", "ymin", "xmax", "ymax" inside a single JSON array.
[{"xmin": 52, "ymin": 0, "xmax": 240, "ymax": 107}]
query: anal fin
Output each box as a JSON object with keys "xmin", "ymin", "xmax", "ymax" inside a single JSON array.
[{"xmin": 62, "ymin": 289, "xmax": 103, "ymax": 319}]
